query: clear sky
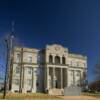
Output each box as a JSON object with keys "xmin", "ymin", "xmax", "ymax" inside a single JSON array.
[{"xmin": 0, "ymin": 0, "xmax": 100, "ymax": 83}]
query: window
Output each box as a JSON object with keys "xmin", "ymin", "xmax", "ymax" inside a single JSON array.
[
  {"xmin": 77, "ymin": 62, "xmax": 79, "ymax": 67},
  {"xmin": 14, "ymin": 79, "xmax": 20, "ymax": 85},
  {"xmin": 69, "ymin": 61, "xmax": 73, "ymax": 66},
  {"xmin": 76, "ymin": 80, "xmax": 80, "ymax": 86},
  {"xmin": 83, "ymin": 63, "xmax": 86, "ymax": 67},
  {"xmin": 76, "ymin": 71, "xmax": 80, "ymax": 77},
  {"xmin": 71, "ymin": 61, "xmax": 76, "ymax": 66},
  {"xmin": 71, "ymin": 80, "xmax": 73, "ymax": 86},
  {"xmin": 37, "ymin": 55, "xmax": 40, "ymax": 63},
  {"xmin": 28, "ymin": 68, "xmax": 32, "ymax": 74},
  {"xmin": 55, "ymin": 56, "xmax": 60, "ymax": 64},
  {"xmin": 49, "ymin": 55, "xmax": 53, "ymax": 63},
  {"xmin": 28, "ymin": 56, "xmax": 32, "ymax": 63},
  {"xmin": 83, "ymin": 71, "xmax": 86, "ymax": 79},
  {"xmin": 62, "ymin": 56, "xmax": 66, "ymax": 64},
  {"xmin": 70, "ymin": 70, "xmax": 73, "ymax": 76},
  {"xmin": 17, "ymin": 53, "xmax": 21, "ymax": 62},
  {"xmin": 16, "ymin": 67, "xmax": 20, "ymax": 74},
  {"xmin": 27, "ymin": 79, "xmax": 32, "ymax": 86}
]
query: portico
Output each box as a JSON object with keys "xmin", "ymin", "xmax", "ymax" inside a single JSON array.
[{"xmin": 46, "ymin": 66, "xmax": 68, "ymax": 91}]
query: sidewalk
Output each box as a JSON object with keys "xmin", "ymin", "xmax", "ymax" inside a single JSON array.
[{"xmin": 60, "ymin": 96, "xmax": 100, "ymax": 100}]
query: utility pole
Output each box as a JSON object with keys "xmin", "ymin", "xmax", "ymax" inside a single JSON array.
[
  {"xmin": 8, "ymin": 21, "xmax": 15, "ymax": 91},
  {"xmin": 3, "ymin": 22, "xmax": 14, "ymax": 99},
  {"xmin": 19, "ymin": 48, "xmax": 23, "ymax": 93}
]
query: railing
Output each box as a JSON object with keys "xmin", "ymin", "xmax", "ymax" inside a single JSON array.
[{"xmin": 47, "ymin": 63, "xmax": 68, "ymax": 66}]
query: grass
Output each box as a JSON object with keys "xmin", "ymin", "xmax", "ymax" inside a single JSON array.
[
  {"xmin": 82, "ymin": 92, "xmax": 100, "ymax": 98},
  {"xmin": 0, "ymin": 92, "xmax": 100, "ymax": 100},
  {"xmin": 0, "ymin": 93, "xmax": 62, "ymax": 100}
]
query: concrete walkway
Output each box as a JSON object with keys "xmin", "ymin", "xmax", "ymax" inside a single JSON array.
[{"xmin": 60, "ymin": 96, "xmax": 100, "ymax": 100}]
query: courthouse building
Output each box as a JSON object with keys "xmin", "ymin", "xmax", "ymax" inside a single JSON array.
[{"xmin": 8, "ymin": 44, "xmax": 87, "ymax": 94}]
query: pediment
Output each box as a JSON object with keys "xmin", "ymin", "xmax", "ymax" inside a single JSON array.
[{"xmin": 46, "ymin": 44, "xmax": 68, "ymax": 53}]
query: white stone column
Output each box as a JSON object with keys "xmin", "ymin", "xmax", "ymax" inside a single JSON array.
[
  {"xmin": 47, "ymin": 67, "xmax": 49, "ymax": 89},
  {"xmin": 32, "ymin": 67, "xmax": 34, "ymax": 92},
  {"xmin": 61, "ymin": 68, "xmax": 63, "ymax": 89},
  {"xmin": 80, "ymin": 70, "xmax": 83, "ymax": 86},
  {"xmin": 66, "ymin": 68, "xmax": 68, "ymax": 87},
  {"xmin": 60, "ymin": 56, "xmax": 62, "ymax": 64},
  {"xmin": 67, "ymin": 69, "xmax": 69, "ymax": 87},
  {"xmin": 73, "ymin": 70, "xmax": 75, "ymax": 85},
  {"xmin": 52, "ymin": 55, "xmax": 55, "ymax": 63},
  {"xmin": 79, "ymin": 71, "xmax": 81, "ymax": 85},
  {"xmin": 53, "ymin": 67, "xmax": 55, "ymax": 88},
  {"xmin": 33, "ymin": 68, "xmax": 37, "ymax": 92},
  {"xmin": 22, "ymin": 67, "xmax": 26, "ymax": 93},
  {"xmin": 80, "ymin": 70, "xmax": 83, "ymax": 80}
]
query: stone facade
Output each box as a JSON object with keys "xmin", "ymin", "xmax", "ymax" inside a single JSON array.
[{"xmin": 8, "ymin": 44, "xmax": 87, "ymax": 94}]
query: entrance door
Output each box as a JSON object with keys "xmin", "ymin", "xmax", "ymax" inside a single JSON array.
[{"xmin": 55, "ymin": 80, "xmax": 58, "ymax": 88}]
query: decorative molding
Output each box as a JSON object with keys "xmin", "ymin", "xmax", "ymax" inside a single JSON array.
[
  {"xmin": 69, "ymin": 53, "xmax": 87, "ymax": 60},
  {"xmin": 13, "ymin": 62, "xmax": 38, "ymax": 65}
]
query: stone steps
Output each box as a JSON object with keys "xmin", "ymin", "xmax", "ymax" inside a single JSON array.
[
  {"xmin": 48, "ymin": 88, "xmax": 64, "ymax": 95},
  {"xmin": 64, "ymin": 86, "xmax": 81, "ymax": 96}
]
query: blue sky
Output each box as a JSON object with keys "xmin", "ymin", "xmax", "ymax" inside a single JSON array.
[{"xmin": 0, "ymin": 0, "xmax": 100, "ymax": 83}]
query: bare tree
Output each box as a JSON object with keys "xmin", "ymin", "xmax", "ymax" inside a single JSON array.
[
  {"xmin": 89, "ymin": 80, "xmax": 100, "ymax": 92},
  {"xmin": 94, "ymin": 63, "xmax": 100, "ymax": 81},
  {"xmin": 89, "ymin": 62, "xmax": 100, "ymax": 92}
]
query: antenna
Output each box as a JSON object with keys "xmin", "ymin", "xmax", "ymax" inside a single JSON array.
[{"xmin": 11, "ymin": 21, "xmax": 15, "ymax": 34}]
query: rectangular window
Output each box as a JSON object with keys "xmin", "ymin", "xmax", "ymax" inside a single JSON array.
[
  {"xmin": 76, "ymin": 71, "xmax": 80, "ymax": 77},
  {"xmin": 17, "ymin": 53, "xmax": 21, "ymax": 62},
  {"xmin": 37, "ymin": 55, "xmax": 40, "ymax": 63},
  {"xmin": 77, "ymin": 62, "xmax": 79, "ymax": 67},
  {"xmin": 28, "ymin": 67, "xmax": 32, "ymax": 74},
  {"xmin": 27, "ymin": 79, "xmax": 32, "ymax": 86},
  {"xmin": 69, "ymin": 61, "xmax": 73, "ymax": 66},
  {"xmin": 28, "ymin": 56, "xmax": 32, "ymax": 63},
  {"xmin": 14, "ymin": 79, "xmax": 20, "ymax": 85},
  {"xmin": 83, "ymin": 63, "xmax": 86, "ymax": 67},
  {"xmin": 70, "ymin": 70, "xmax": 73, "ymax": 76}
]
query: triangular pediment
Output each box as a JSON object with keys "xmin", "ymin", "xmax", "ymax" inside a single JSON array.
[{"xmin": 46, "ymin": 44, "xmax": 68, "ymax": 54}]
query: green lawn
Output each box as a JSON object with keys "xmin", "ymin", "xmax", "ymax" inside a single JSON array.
[
  {"xmin": 0, "ymin": 93, "xmax": 61, "ymax": 100},
  {"xmin": 82, "ymin": 92, "xmax": 100, "ymax": 98},
  {"xmin": 0, "ymin": 92, "xmax": 100, "ymax": 100}
]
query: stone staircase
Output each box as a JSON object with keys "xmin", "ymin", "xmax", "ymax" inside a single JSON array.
[
  {"xmin": 48, "ymin": 88, "xmax": 64, "ymax": 95},
  {"xmin": 64, "ymin": 86, "xmax": 81, "ymax": 96}
]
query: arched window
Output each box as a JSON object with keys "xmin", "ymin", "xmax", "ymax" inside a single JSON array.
[
  {"xmin": 55, "ymin": 56, "xmax": 60, "ymax": 64},
  {"xmin": 62, "ymin": 57, "xmax": 66, "ymax": 64},
  {"xmin": 49, "ymin": 55, "xmax": 53, "ymax": 63}
]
